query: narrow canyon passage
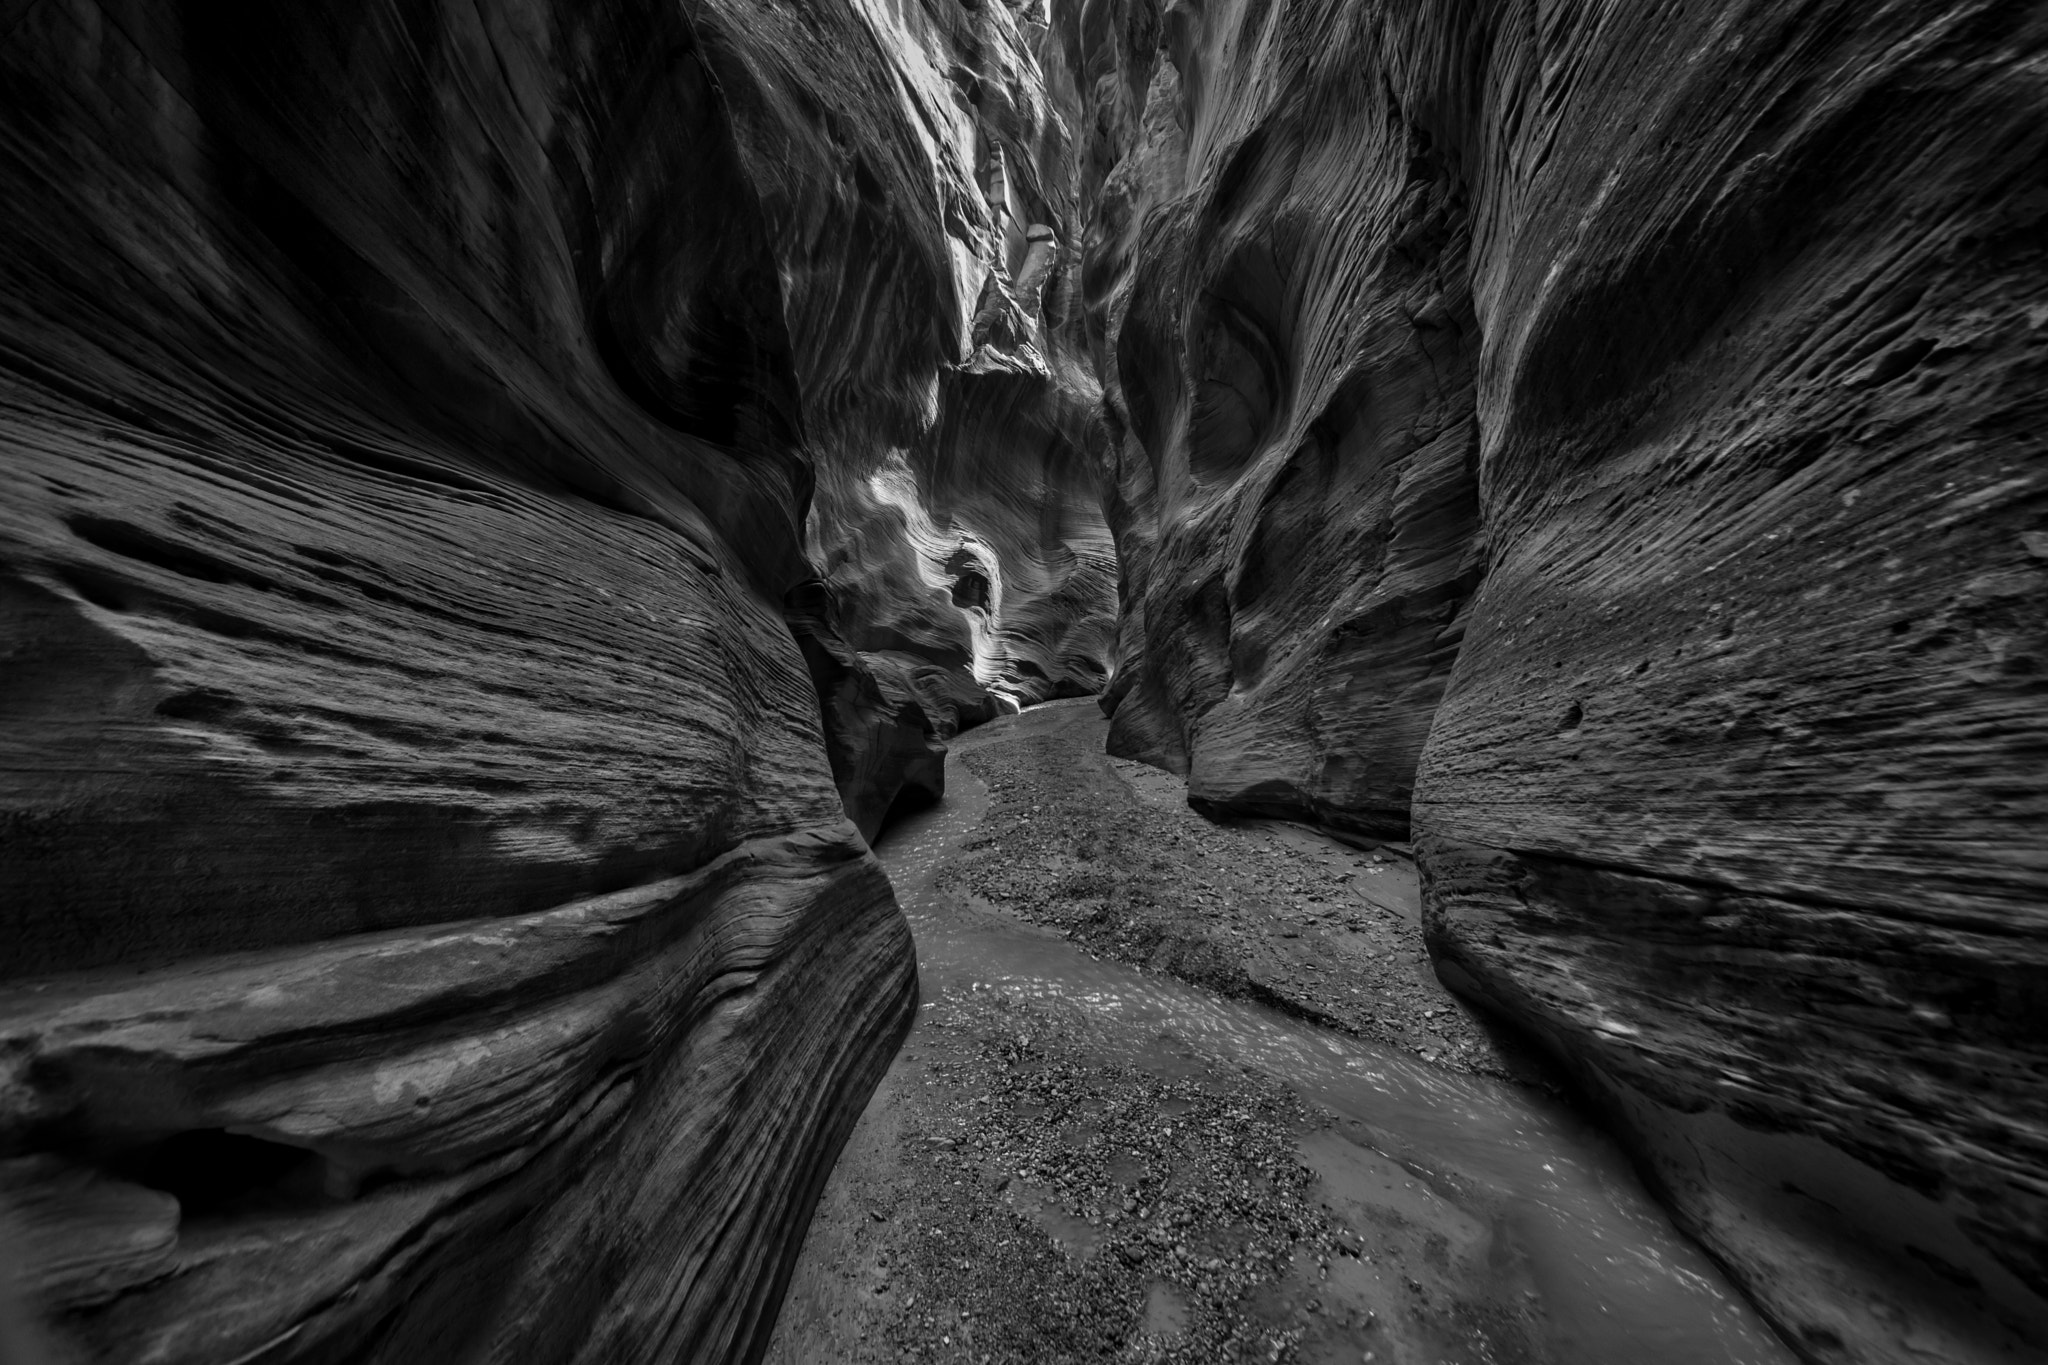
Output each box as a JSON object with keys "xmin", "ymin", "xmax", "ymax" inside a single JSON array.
[
  {"xmin": 768, "ymin": 701, "xmax": 1794, "ymax": 1365},
  {"xmin": 2, "ymin": 0, "xmax": 2040, "ymax": 1361}
]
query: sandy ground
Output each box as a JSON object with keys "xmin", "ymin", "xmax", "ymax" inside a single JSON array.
[
  {"xmin": 765, "ymin": 701, "xmax": 1560, "ymax": 1365},
  {"xmin": 948, "ymin": 730, "xmax": 1555, "ymax": 1082}
]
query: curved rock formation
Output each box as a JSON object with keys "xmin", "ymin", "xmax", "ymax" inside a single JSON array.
[
  {"xmin": 9, "ymin": 0, "xmax": 2041, "ymax": 1361},
  {"xmin": 809, "ymin": 370, "xmax": 1118, "ymax": 714},
  {"xmin": 799, "ymin": 0, "xmax": 1121, "ymax": 712},
  {"xmin": 1066, "ymin": 0, "xmax": 2047, "ymax": 1361},
  {"xmin": 907, "ymin": 366, "xmax": 1119, "ymax": 707},
  {"xmin": 0, "ymin": 0, "xmax": 1070, "ymax": 1356}
]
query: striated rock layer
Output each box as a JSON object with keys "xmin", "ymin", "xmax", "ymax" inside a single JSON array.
[
  {"xmin": 1065, "ymin": 0, "xmax": 2048, "ymax": 1361},
  {"xmin": 799, "ymin": 0, "xmax": 1121, "ymax": 713},
  {"xmin": 0, "ymin": 0, "xmax": 1097, "ymax": 1356}
]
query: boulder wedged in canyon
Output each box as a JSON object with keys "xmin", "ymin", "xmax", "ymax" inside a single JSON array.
[{"xmin": 1062, "ymin": 0, "xmax": 2048, "ymax": 1361}]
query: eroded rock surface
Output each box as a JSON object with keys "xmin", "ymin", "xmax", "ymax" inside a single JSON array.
[
  {"xmin": 7, "ymin": 0, "xmax": 2044, "ymax": 1361},
  {"xmin": 799, "ymin": 0, "xmax": 1121, "ymax": 711},
  {"xmin": 1062, "ymin": 0, "xmax": 2048, "ymax": 1361},
  {"xmin": 0, "ymin": 0, "xmax": 1081, "ymax": 1356}
]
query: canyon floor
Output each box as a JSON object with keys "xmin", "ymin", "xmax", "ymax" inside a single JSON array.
[{"xmin": 765, "ymin": 700, "xmax": 1797, "ymax": 1365}]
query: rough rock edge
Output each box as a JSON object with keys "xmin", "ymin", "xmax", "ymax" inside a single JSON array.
[{"xmin": 1062, "ymin": 0, "xmax": 2048, "ymax": 1360}]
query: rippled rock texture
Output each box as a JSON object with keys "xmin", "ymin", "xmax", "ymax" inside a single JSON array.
[
  {"xmin": 0, "ymin": 0, "xmax": 1098, "ymax": 1355},
  {"xmin": 799, "ymin": 0, "xmax": 1120, "ymax": 712},
  {"xmin": 1067, "ymin": 0, "xmax": 2048, "ymax": 1361}
]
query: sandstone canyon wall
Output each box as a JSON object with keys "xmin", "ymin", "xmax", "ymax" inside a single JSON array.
[
  {"xmin": 0, "ymin": 0, "xmax": 1112, "ymax": 1360},
  {"xmin": 6, "ymin": 0, "xmax": 2043, "ymax": 1362},
  {"xmin": 1066, "ymin": 0, "xmax": 2047, "ymax": 1362},
  {"xmin": 801, "ymin": 0, "xmax": 1120, "ymax": 715}
]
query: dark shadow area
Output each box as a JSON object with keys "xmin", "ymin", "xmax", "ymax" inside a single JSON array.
[{"xmin": 113, "ymin": 1130, "xmax": 327, "ymax": 1217}]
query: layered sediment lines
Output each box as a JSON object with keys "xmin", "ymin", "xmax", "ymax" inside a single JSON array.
[
  {"xmin": 8, "ymin": 0, "xmax": 2043, "ymax": 1360},
  {"xmin": 1066, "ymin": 0, "xmax": 2048, "ymax": 1361},
  {"xmin": 800, "ymin": 0, "xmax": 1121, "ymax": 712},
  {"xmin": 0, "ymin": 0, "xmax": 1067, "ymax": 1357}
]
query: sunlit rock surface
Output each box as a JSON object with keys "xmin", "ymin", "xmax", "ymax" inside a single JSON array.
[
  {"xmin": 1065, "ymin": 0, "xmax": 2047, "ymax": 1361},
  {"xmin": 0, "ymin": 0, "xmax": 1081, "ymax": 1356},
  {"xmin": 799, "ymin": 0, "xmax": 1120, "ymax": 711},
  {"xmin": 7, "ymin": 0, "xmax": 2043, "ymax": 1360}
]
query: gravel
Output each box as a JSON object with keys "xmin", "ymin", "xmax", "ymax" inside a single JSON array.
[
  {"xmin": 947, "ymin": 730, "xmax": 1550, "ymax": 1083},
  {"xmin": 766, "ymin": 705, "xmax": 1555, "ymax": 1365}
]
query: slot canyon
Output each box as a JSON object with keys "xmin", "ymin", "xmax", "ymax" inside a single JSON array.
[{"xmin": 0, "ymin": 0, "xmax": 2041, "ymax": 1362}]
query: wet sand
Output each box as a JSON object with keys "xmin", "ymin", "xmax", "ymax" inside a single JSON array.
[{"xmin": 765, "ymin": 701, "xmax": 1795, "ymax": 1365}]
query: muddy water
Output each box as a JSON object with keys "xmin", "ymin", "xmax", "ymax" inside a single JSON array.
[{"xmin": 877, "ymin": 703, "xmax": 1795, "ymax": 1365}]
